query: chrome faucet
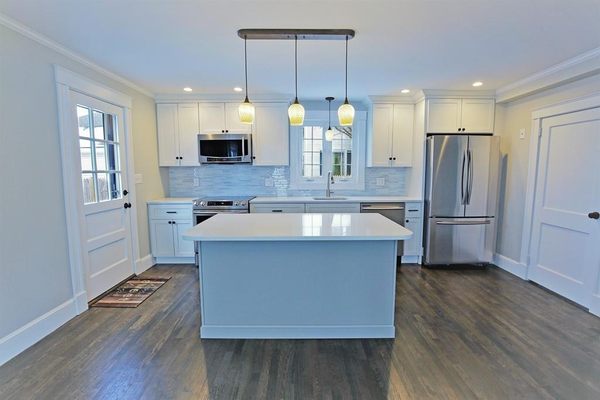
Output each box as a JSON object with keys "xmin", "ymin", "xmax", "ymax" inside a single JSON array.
[{"xmin": 326, "ymin": 171, "xmax": 335, "ymax": 197}]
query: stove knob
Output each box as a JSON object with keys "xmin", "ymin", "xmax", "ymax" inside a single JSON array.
[
  {"xmin": 200, "ymin": 201, "xmax": 206, "ymax": 207},
  {"xmin": 234, "ymin": 201, "xmax": 239, "ymax": 206},
  {"xmin": 241, "ymin": 201, "xmax": 246, "ymax": 207}
]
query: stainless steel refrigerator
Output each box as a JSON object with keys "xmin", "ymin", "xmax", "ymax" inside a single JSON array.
[{"xmin": 424, "ymin": 135, "xmax": 500, "ymax": 265}]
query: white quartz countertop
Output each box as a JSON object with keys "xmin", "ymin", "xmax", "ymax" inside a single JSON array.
[
  {"xmin": 251, "ymin": 196, "xmax": 422, "ymax": 204},
  {"xmin": 147, "ymin": 197, "xmax": 194, "ymax": 205},
  {"xmin": 183, "ymin": 213, "xmax": 413, "ymax": 241}
]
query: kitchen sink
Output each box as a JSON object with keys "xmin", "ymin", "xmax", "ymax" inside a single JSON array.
[{"xmin": 312, "ymin": 197, "xmax": 347, "ymax": 200}]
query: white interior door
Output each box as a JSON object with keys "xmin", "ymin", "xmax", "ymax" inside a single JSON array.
[
  {"xmin": 529, "ymin": 107, "xmax": 600, "ymax": 307},
  {"xmin": 72, "ymin": 92, "xmax": 134, "ymax": 300}
]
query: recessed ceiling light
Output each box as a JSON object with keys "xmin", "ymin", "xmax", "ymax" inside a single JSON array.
[
  {"xmin": 183, "ymin": 87, "xmax": 193, "ymax": 92},
  {"xmin": 401, "ymin": 89, "xmax": 410, "ymax": 94},
  {"xmin": 472, "ymin": 81, "xmax": 483, "ymax": 87},
  {"xmin": 233, "ymin": 87, "xmax": 243, "ymax": 92}
]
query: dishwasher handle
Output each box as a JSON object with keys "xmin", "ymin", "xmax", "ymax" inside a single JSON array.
[{"xmin": 360, "ymin": 204, "xmax": 405, "ymax": 211}]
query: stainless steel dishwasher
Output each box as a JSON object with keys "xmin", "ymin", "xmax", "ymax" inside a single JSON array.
[{"xmin": 360, "ymin": 203, "xmax": 405, "ymax": 256}]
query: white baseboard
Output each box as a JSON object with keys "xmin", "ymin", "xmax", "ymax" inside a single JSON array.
[
  {"xmin": 0, "ymin": 299, "xmax": 77, "ymax": 366},
  {"xmin": 590, "ymin": 295, "xmax": 600, "ymax": 317},
  {"xmin": 493, "ymin": 253, "xmax": 528, "ymax": 279},
  {"xmin": 201, "ymin": 325, "xmax": 395, "ymax": 339},
  {"xmin": 154, "ymin": 256, "xmax": 195, "ymax": 265},
  {"xmin": 401, "ymin": 255, "xmax": 421, "ymax": 264},
  {"xmin": 135, "ymin": 254, "xmax": 155, "ymax": 274},
  {"xmin": 73, "ymin": 290, "xmax": 89, "ymax": 314}
]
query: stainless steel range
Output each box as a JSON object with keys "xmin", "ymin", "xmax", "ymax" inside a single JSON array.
[{"xmin": 192, "ymin": 196, "xmax": 254, "ymax": 225}]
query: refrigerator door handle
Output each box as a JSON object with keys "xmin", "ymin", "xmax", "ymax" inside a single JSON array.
[
  {"xmin": 436, "ymin": 220, "xmax": 491, "ymax": 226},
  {"xmin": 466, "ymin": 149, "xmax": 474, "ymax": 204},
  {"xmin": 461, "ymin": 150, "xmax": 467, "ymax": 205}
]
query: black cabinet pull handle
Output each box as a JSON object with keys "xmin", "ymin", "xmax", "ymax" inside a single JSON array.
[
  {"xmin": 457, "ymin": 128, "xmax": 461, "ymax": 132},
  {"xmin": 166, "ymin": 211, "xmax": 176, "ymax": 214},
  {"xmin": 388, "ymin": 157, "xmax": 392, "ymax": 161},
  {"xmin": 252, "ymin": 156, "xmax": 256, "ymax": 160},
  {"xmin": 393, "ymin": 157, "xmax": 396, "ymax": 160},
  {"xmin": 272, "ymin": 210, "xmax": 283, "ymax": 213},
  {"xmin": 589, "ymin": 211, "xmax": 600, "ymax": 219}
]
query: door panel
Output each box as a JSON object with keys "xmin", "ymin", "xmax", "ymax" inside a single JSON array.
[
  {"xmin": 392, "ymin": 104, "xmax": 414, "ymax": 166},
  {"xmin": 150, "ymin": 220, "xmax": 175, "ymax": 257},
  {"xmin": 174, "ymin": 221, "xmax": 195, "ymax": 257},
  {"xmin": 225, "ymin": 103, "xmax": 252, "ymax": 133},
  {"xmin": 529, "ymin": 108, "xmax": 600, "ymax": 307},
  {"xmin": 426, "ymin": 135, "xmax": 468, "ymax": 217},
  {"xmin": 426, "ymin": 99, "xmax": 461, "ymax": 133},
  {"xmin": 73, "ymin": 92, "xmax": 133, "ymax": 300},
  {"xmin": 253, "ymin": 103, "xmax": 289, "ymax": 166},
  {"xmin": 461, "ymin": 99, "xmax": 495, "ymax": 133},
  {"xmin": 156, "ymin": 104, "xmax": 179, "ymax": 166},
  {"xmin": 425, "ymin": 217, "xmax": 493, "ymax": 264},
  {"xmin": 370, "ymin": 104, "xmax": 393, "ymax": 166},
  {"xmin": 464, "ymin": 136, "xmax": 499, "ymax": 217},
  {"xmin": 199, "ymin": 103, "xmax": 226, "ymax": 134},
  {"xmin": 177, "ymin": 103, "xmax": 201, "ymax": 166}
]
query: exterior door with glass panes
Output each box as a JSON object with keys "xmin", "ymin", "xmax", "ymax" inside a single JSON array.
[{"xmin": 72, "ymin": 92, "xmax": 133, "ymax": 300}]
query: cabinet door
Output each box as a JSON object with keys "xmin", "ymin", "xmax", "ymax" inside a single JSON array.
[
  {"xmin": 225, "ymin": 103, "xmax": 252, "ymax": 133},
  {"xmin": 177, "ymin": 103, "xmax": 201, "ymax": 166},
  {"xmin": 426, "ymin": 99, "xmax": 462, "ymax": 133},
  {"xmin": 369, "ymin": 104, "xmax": 393, "ymax": 167},
  {"xmin": 173, "ymin": 220, "xmax": 195, "ymax": 257},
  {"xmin": 253, "ymin": 103, "xmax": 289, "ymax": 166},
  {"xmin": 250, "ymin": 204, "xmax": 306, "ymax": 213},
  {"xmin": 199, "ymin": 102, "xmax": 226, "ymax": 134},
  {"xmin": 403, "ymin": 218, "xmax": 422, "ymax": 256},
  {"xmin": 156, "ymin": 104, "xmax": 179, "ymax": 166},
  {"xmin": 305, "ymin": 203, "xmax": 361, "ymax": 213},
  {"xmin": 392, "ymin": 104, "xmax": 414, "ymax": 166},
  {"xmin": 150, "ymin": 220, "xmax": 175, "ymax": 257},
  {"xmin": 461, "ymin": 99, "xmax": 495, "ymax": 133}
]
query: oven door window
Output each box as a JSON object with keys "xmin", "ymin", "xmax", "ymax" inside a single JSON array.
[
  {"xmin": 194, "ymin": 213, "xmax": 216, "ymax": 225},
  {"xmin": 200, "ymin": 139, "xmax": 244, "ymax": 158}
]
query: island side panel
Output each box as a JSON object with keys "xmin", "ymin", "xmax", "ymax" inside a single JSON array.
[{"xmin": 198, "ymin": 240, "xmax": 397, "ymax": 339}]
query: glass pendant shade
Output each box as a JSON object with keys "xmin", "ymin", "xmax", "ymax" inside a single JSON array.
[
  {"xmin": 238, "ymin": 97, "xmax": 255, "ymax": 124},
  {"xmin": 288, "ymin": 99, "xmax": 305, "ymax": 126},
  {"xmin": 338, "ymin": 99, "xmax": 355, "ymax": 126},
  {"xmin": 325, "ymin": 128, "xmax": 335, "ymax": 141}
]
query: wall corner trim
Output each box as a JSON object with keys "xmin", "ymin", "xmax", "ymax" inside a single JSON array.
[
  {"xmin": 0, "ymin": 299, "xmax": 77, "ymax": 366},
  {"xmin": 135, "ymin": 254, "xmax": 155, "ymax": 275},
  {"xmin": 493, "ymin": 254, "xmax": 528, "ymax": 280},
  {"xmin": 496, "ymin": 47, "xmax": 600, "ymax": 103},
  {"xmin": 0, "ymin": 12, "xmax": 154, "ymax": 98}
]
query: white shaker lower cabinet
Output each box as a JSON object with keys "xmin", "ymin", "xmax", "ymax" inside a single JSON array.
[
  {"xmin": 402, "ymin": 201, "xmax": 423, "ymax": 263},
  {"xmin": 305, "ymin": 203, "xmax": 361, "ymax": 213},
  {"xmin": 250, "ymin": 203, "xmax": 306, "ymax": 213},
  {"xmin": 149, "ymin": 204, "xmax": 195, "ymax": 264}
]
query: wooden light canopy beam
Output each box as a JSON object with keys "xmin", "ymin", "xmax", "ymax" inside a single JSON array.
[{"xmin": 237, "ymin": 29, "xmax": 355, "ymax": 40}]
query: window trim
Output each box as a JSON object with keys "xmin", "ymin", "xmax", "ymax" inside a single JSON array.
[{"xmin": 289, "ymin": 110, "xmax": 366, "ymax": 190}]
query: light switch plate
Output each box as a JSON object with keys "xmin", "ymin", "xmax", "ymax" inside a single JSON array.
[
  {"xmin": 135, "ymin": 173, "xmax": 143, "ymax": 184},
  {"xmin": 193, "ymin": 178, "xmax": 199, "ymax": 187},
  {"xmin": 376, "ymin": 178, "xmax": 385, "ymax": 186},
  {"xmin": 264, "ymin": 178, "xmax": 274, "ymax": 187},
  {"xmin": 519, "ymin": 128, "xmax": 526, "ymax": 140}
]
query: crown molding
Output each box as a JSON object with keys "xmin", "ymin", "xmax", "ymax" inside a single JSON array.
[
  {"xmin": 154, "ymin": 93, "xmax": 294, "ymax": 103},
  {"xmin": 367, "ymin": 95, "xmax": 417, "ymax": 104},
  {"xmin": 0, "ymin": 12, "xmax": 154, "ymax": 98},
  {"xmin": 496, "ymin": 46, "xmax": 600, "ymax": 103},
  {"xmin": 420, "ymin": 89, "xmax": 496, "ymax": 98}
]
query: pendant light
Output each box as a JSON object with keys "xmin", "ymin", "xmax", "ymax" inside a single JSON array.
[
  {"xmin": 238, "ymin": 35, "xmax": 255, "ymax": 124},
  {"xmin": 337, "ymin": 35, "xmax": 355, "ymax": 126},
  {"xmin": 325, "ymin": 97, "xmax": 335, "ymax": 141},
  {"xmin": 288, "ymin": 35, "xmax": 305, "ymax": 126}
]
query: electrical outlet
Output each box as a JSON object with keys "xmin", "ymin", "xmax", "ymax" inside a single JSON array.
[
  {"xmin": 264, "ymin": 178, "xmax": 274, "ymax": 187},
  {"xmin": 519, "ymin": 128, "xmax": 526, "ymax": 140},
  {"xmin": 376, "ymin": 178, "xmax": 385, "ymax": 186},
  {"xmin": 193, "ymin": 178, "xmax": 199, "ymax": 187}
]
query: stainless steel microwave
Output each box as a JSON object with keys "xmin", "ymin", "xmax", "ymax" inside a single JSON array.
[{"xmin": 197, "ymin": 133, "xmax": 252, "ymax": 164}]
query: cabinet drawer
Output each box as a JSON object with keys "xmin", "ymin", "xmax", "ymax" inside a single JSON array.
[
  {"xmin": 149, "ymin": 205, "xmax": 193, "ymax": 220},
  {"xmin": 404, "ymin": 202, "xmax": 423, "ymax": 217},
  {"xmin": 305, "ymin": 203, "xmax": 360, "ymax": 213},
  {"xmin": 250, "ymin": 204, "xmax": 306, "ymax": 213}
]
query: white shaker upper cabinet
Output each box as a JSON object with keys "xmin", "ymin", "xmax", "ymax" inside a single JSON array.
[
  {"xmin": 225, "ymin": 103, "xmax": 252, "ymax": 134},
  {"xmin": 198, "ymin": 102, "xmax": 252, "ymax": 134},
  {"xmin": 156, "ymin": 103, "xmax": 200, "ymax": 167},
  {"xmin": 368, "ymin": 103, "xmax": 414, "ymax": 167},
  {"xmin": 461, "ymin": 98, "xmax": 495, "ymax": 133},
  {"xmin": 426, "ymin": 98, "xmax": 495, "ymax": 134},
  {"xmin": 252, "ymin": 103, "xmax": 289, "ymax": 166}
]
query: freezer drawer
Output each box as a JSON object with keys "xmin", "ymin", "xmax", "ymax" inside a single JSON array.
[{"xmin": 424, "ymin": 217, "xmax": 494, "ymax": 265}]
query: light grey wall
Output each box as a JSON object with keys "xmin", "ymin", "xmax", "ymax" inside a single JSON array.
[
  {"xmin": 494, "ymin": 73, "xmax": 600, "ymax": 261},
  {"xmin": 0, "ymin": 24, "xmax": 166, "ymax": 338},
  {"xmin": 168, "ymin": 166, "xmax": 409, "ymax": 197}
]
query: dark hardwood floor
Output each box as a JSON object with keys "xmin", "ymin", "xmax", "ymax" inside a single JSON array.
[{"xmin": 1, "ymin": 264, "xmax": 599, "ymax": 399}]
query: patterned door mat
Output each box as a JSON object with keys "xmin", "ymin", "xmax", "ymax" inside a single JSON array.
[{"xmin": 90, "ymin": 276, "xmax": 171, "ymax": 308}]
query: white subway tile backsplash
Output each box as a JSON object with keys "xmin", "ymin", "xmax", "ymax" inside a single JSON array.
[{"xmin": 168, "ymin": 166, "xmax": 407, "ymax": 197}]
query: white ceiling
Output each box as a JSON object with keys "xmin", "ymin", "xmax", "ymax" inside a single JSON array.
[{"xmin": 2, "ymin": 0, "xmax": 600, "ymax": 99}]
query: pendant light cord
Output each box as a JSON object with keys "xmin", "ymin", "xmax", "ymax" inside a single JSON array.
[
  {"xmin": 328, "ymin": 98, "xmax": 331, "ymax": 128},
  {"xmin": 244, "ymin": 35, "xmax": 249, "ymax": 101},
  {"xmin": 344, "ymin": 35, "xmax": 349, "ymax": 102},
  {"xmin": 294, "ymin": 35, "xmax": 298, "ymax": 102}
]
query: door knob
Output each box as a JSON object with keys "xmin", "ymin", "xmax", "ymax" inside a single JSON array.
[
  {"xmin": 124, "ymin": 202, "xmax": 132, "ymax": 209},
  {"xmin": 588, "ymin": 211, "xmax": 600, "ymax": 219}
]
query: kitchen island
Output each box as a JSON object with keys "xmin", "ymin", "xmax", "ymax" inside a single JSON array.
[{"xmin": 183, "ymin": 213, "xmax": 412, "ymax": 339}]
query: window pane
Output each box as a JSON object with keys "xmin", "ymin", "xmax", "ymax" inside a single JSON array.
[
  {"xmin": 77, "ymin": 106, "xmax": 91, "ymax": 138},
  {"xmin": 93, "ymin": 110, "xmax": 105, "ymax": 140},
  {"xmin": 97, "ymin": 173, "xmax": 110, "ymax": 202},
  {"xmin": 105, "ymin": 113, "xmax": 117, "ymax": 142},
  {"xmin": 95, "ymin": 141, "xmax": 107, "ymax": 170},
  {"xmin": 79, "ymin": 139, "xmax": 93, "ymax": 170},
  {"xmin": 331, "ymin": 127, "xmax": 352, "ymax": 177},
  {"xmin": 110, "ymin": 173, "xmax": 122, "ymax": 200},
  {"xmin": 82, "ymin": 173, "xmax": 96, "ymax": 204},
  {"xmin": 303, "ymin": 127, "xmax": 313, "ymax": 140},
  {"xmin": 302, "ymin": 126, "xmax": 324, "ymax": 178},
  {"xmin": 107, "ymin": 143, "xmax": 119, "ymax": 171}
]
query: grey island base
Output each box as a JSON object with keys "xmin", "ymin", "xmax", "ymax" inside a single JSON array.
[{"xmin": 184, "ymin": 213, "xmax": 412, "ymax": 339}]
